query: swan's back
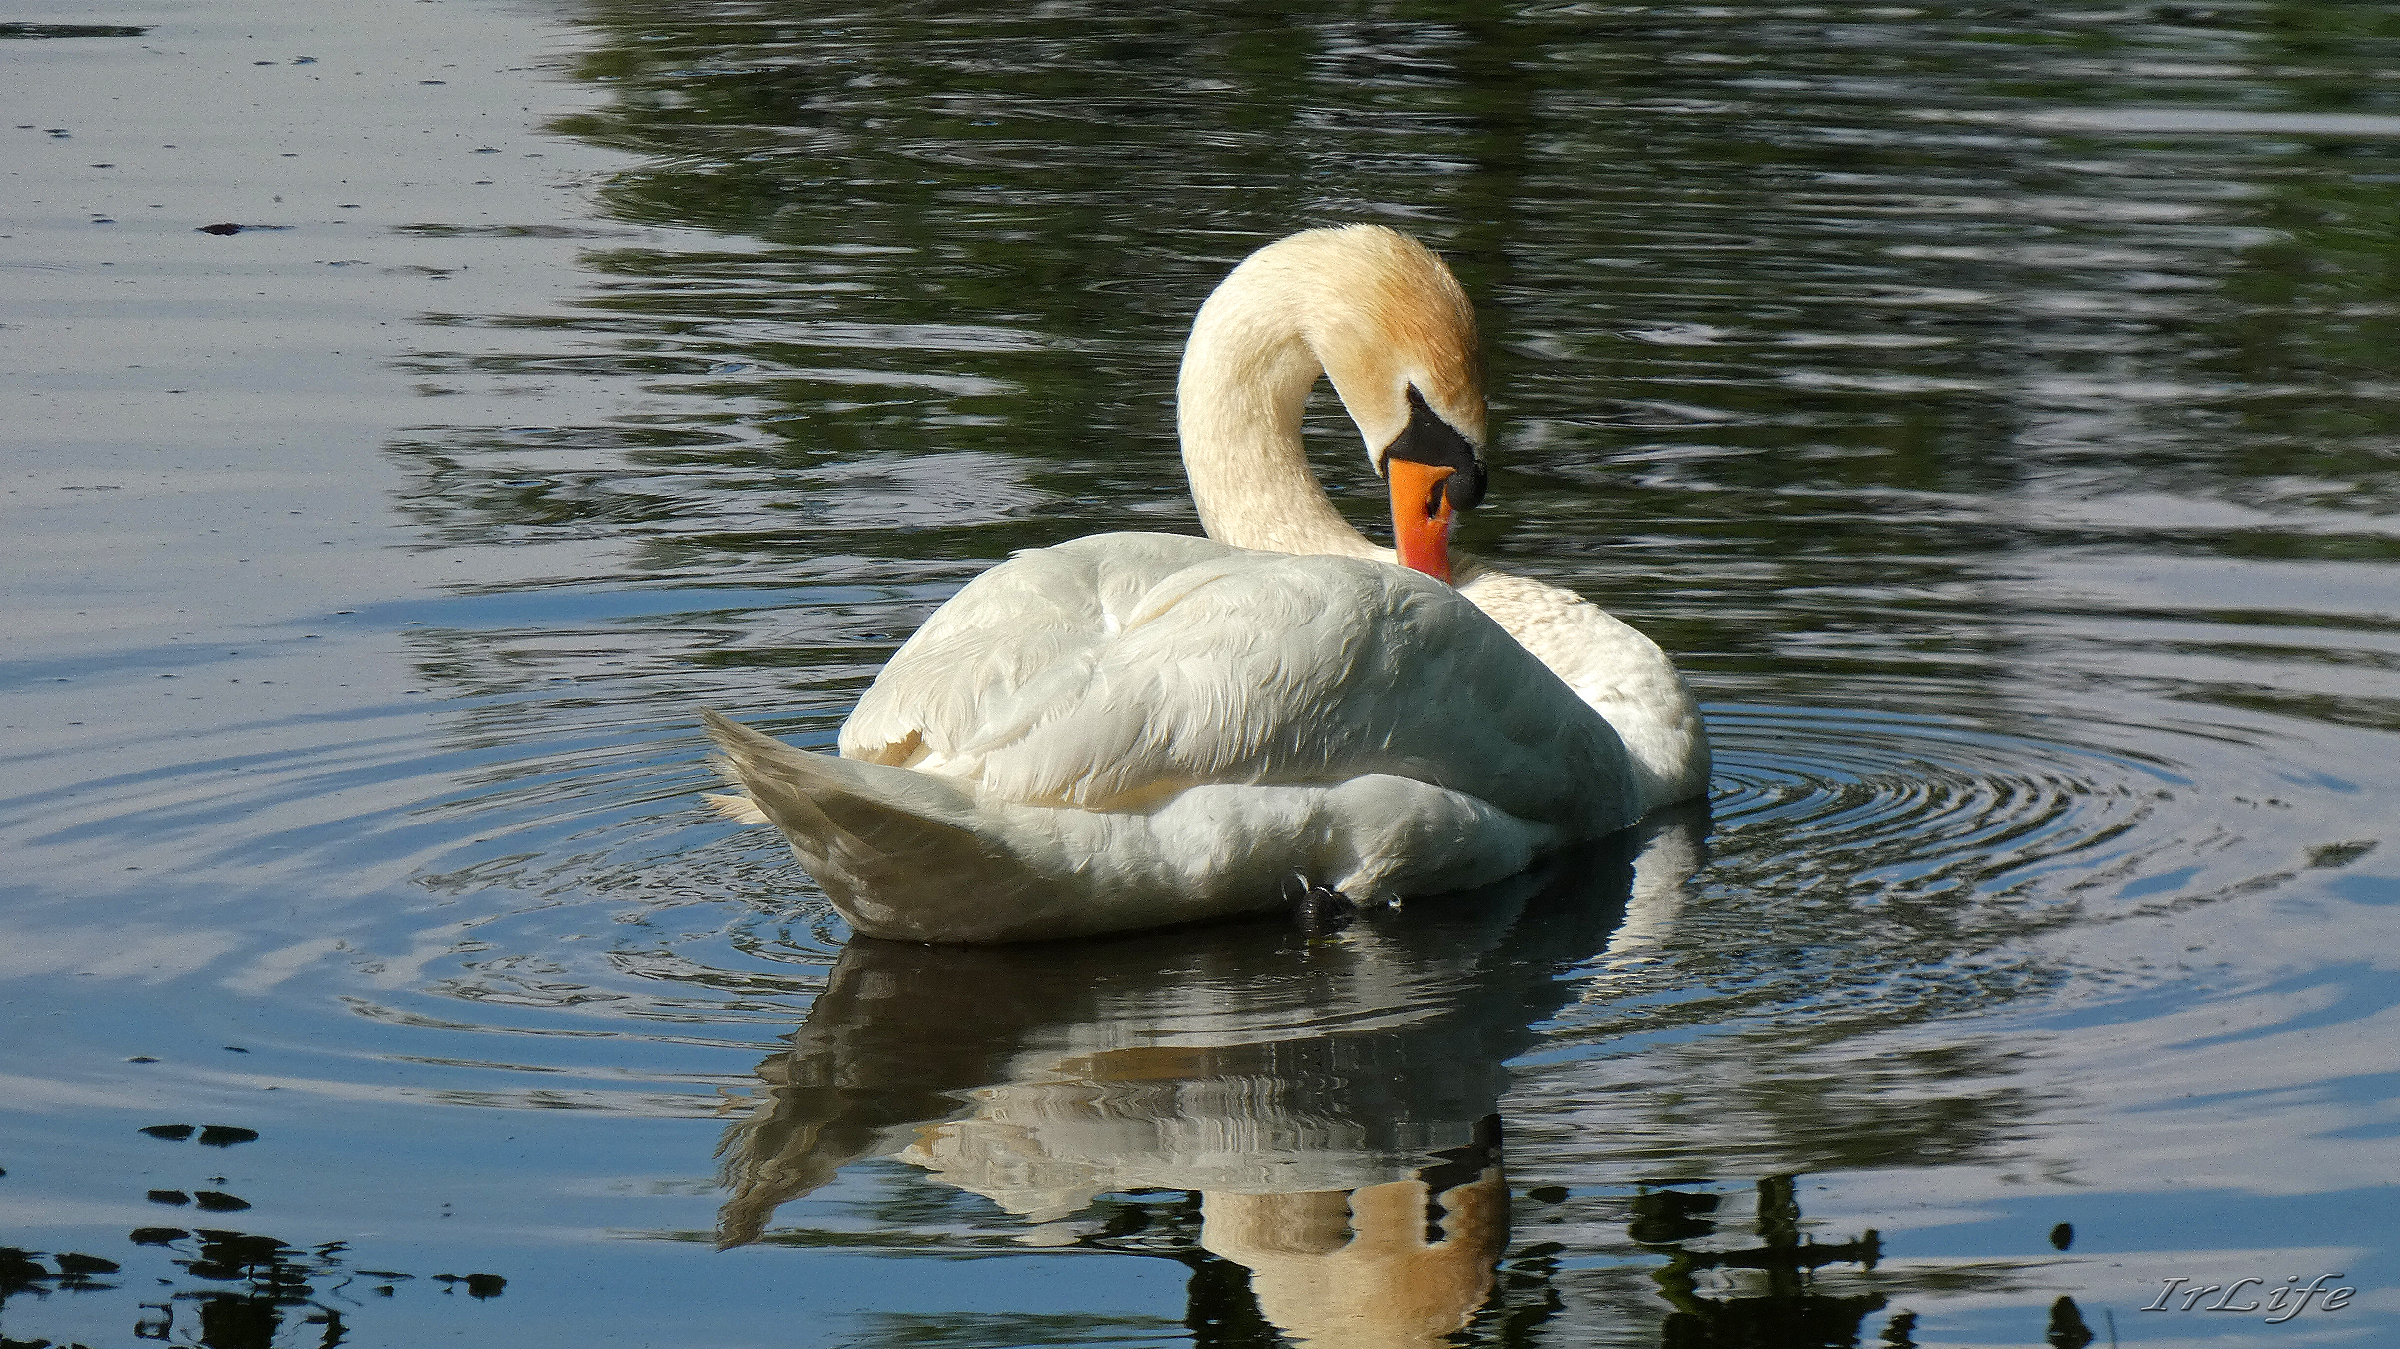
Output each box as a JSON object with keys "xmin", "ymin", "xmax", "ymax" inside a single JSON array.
[{"xmin": 839, "ymin": 532, "xmax": 1639, "ymax": 836}]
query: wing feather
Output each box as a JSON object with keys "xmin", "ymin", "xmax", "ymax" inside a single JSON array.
[
  {"xmin": 839, "ymin": 532, "xmax": 1225, "ymax": 767},
  {"xmin": 838, "ymin": 531, "xmax": 1636, "ymax": 835}
]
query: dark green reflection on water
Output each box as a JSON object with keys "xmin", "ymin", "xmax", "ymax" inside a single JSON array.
[
  {"xmin": 354, "ymin": 0, "xmax": 2400, "ymax": 1343},
  {"xmin": 393, "ymin": 0, "xmax": 2400, "ymax": 725},
  {"xmin": 0, "ymin": 1135, "xmax": 506, "ymax": 1349},
  {"xmin": 3, "ymin": 1220, "xmax": 505, "ymax": 1349}
]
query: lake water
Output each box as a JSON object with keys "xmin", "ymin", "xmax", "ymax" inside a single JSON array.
[{"xmin": 5, "ymin": 1, "xmax": 2398, "ymax": 1345}]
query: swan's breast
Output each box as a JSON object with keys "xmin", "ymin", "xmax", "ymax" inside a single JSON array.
[{"xmin": 1458, "ymin": 569, "xmax": 1711, "ymax": 810}]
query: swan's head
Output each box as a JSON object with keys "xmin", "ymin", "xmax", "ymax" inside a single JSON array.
[
  {"xmin": 1294, "ymin": 227, "xmax": 1489, "ymax": 583},
  {"xmin": 1179, "ymin": 225, "xmax": 1490, "ymax": 581}
]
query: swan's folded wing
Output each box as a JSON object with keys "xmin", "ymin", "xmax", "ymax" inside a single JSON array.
[
  {"xmin": 842, "ymin": 534, "xmax": 1637, "ymax": 834},
  {"xmin": 839, "ymin": 532, "xmax": 1230, "ymax": 769}
]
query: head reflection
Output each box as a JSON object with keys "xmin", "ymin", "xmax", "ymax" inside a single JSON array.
[{"xmin": 718, "ymin": 810, "xmax": 1706, "ymax": 1344}]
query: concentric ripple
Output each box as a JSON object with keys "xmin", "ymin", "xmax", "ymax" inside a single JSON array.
[
  {"xmin": 9, "ymin": 570, "xmax": 2364, "ymax": 1114},
  {"xmin": 1707, "ymin": 703, "xmax": 2175, "ymax": 902},
  {"xmin": 1513, "ymin": 693, "xmax": 2376, "ymax": 1057}
]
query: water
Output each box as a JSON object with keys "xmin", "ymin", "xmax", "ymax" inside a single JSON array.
[{"xmin": 4, "ymin": 1, "xmax": 2397, "ymax": 1345}]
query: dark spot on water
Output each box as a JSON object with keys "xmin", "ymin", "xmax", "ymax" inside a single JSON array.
[
  {"xmin": 197, "ymin": 222, "xmax": 244, "ymax": 235},
  {"xmin": 2049, "ymin": 1221, "xmax": 2073, "ymax": 1250},
  {"xmin": 1525, "ymin": 1185, "xmax": 1569, "ymax": 1203},
  {"xmin": 2308, "ymin": 840, "xmax": 2377, "ymax": 869},
  {"xmin": 0, "ymin": 1247, "xmax": 45, "ymax": 1295},
  {"xmin": 434, "ymin": 1272, "xmax": 507, "ymax": 1298},
  {"xmin": 192, "ymin": 1191, "xmax": 250, "ymax": 1212},
  {"xmin": 1628, "ymin": 1186, "xmax": 1721, "ymax": 1245},
  {"xmin": 199, "ymin": 1125, "xmax": 260, "ymax": 1147},
  {"xmin": 1, "ymin": 1247, "xmax": 115, "ymax": 1295},
  {"xmin": 147, "ymin": 1189, "xmax": 190, "ymax": 1206},
  {"xmin": 2047, "ymin": 1295, "xmax": 2095, "ymax": 1348},
  {"xmin": 222, "ymin": 1046, "xmax": 248, "ymax": 1053},
  {"xmin": 141, "ymin": 1124, "xmax": 196, "ymax": 1142},
  {"xmin": 129, "ymin": 1228, "xmax": 187, "ymax": 1246},
  {"xmin": 3, "ymin": 22, "xmax": 151, "ymax": 37}
]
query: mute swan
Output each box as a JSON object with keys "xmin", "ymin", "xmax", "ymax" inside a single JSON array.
[{"xmin": 703, "ymin": 225, "xmax": 1708, "ymax": 942}]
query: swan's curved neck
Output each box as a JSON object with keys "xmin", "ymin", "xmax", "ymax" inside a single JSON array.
[{"xmin": 1175, "ymin": 271, "xmax": 1380, "ymax": 561}]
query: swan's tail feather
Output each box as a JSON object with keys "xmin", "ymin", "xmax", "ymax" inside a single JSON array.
[
  {"xmin": 700, "ymin": 710, "xmax": 1058, "ymax": 941},
  {"xmin": 702, "ymin": 776, "xmax": 771, "ymax": 826}
]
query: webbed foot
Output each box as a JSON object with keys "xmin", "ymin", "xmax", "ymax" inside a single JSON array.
[{"xmin": 1281, "ymin": 871, "xmax": 1357, "ymax": 935}]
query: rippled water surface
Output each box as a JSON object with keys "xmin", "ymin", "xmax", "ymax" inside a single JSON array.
[{"xmin": 6, "ymin": 1, "xmax": 2399, "ymax": 1345}]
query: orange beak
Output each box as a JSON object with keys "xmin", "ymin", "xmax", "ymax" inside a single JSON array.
[{"xmin": 1387, "ymin": 458, "xmax": 1458, "ymax": 584}]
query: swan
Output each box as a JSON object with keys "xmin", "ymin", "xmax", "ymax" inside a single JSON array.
[{"xmin": 703, "ymin": 225, "xmax": 1708, "ymax": 943}]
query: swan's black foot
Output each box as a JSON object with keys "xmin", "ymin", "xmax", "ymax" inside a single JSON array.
[{"xmin": 1282, "ymin": 872, "xmax": 1357, "ymax": 935}]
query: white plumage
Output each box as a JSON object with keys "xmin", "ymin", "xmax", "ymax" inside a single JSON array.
[{"xmin": 704, "ymin": 226, "xmax": 1708, "ymax": 942}]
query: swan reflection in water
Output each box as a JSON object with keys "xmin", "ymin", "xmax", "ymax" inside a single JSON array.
[{"xmin": 716, "ymin": 809, "xmax": 1706, "ymax": 1345}]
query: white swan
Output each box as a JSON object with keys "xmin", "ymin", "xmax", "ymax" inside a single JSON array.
[{"xmin": 704, "ymin": 225, "xmax": 1708, "ymax": 943}]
